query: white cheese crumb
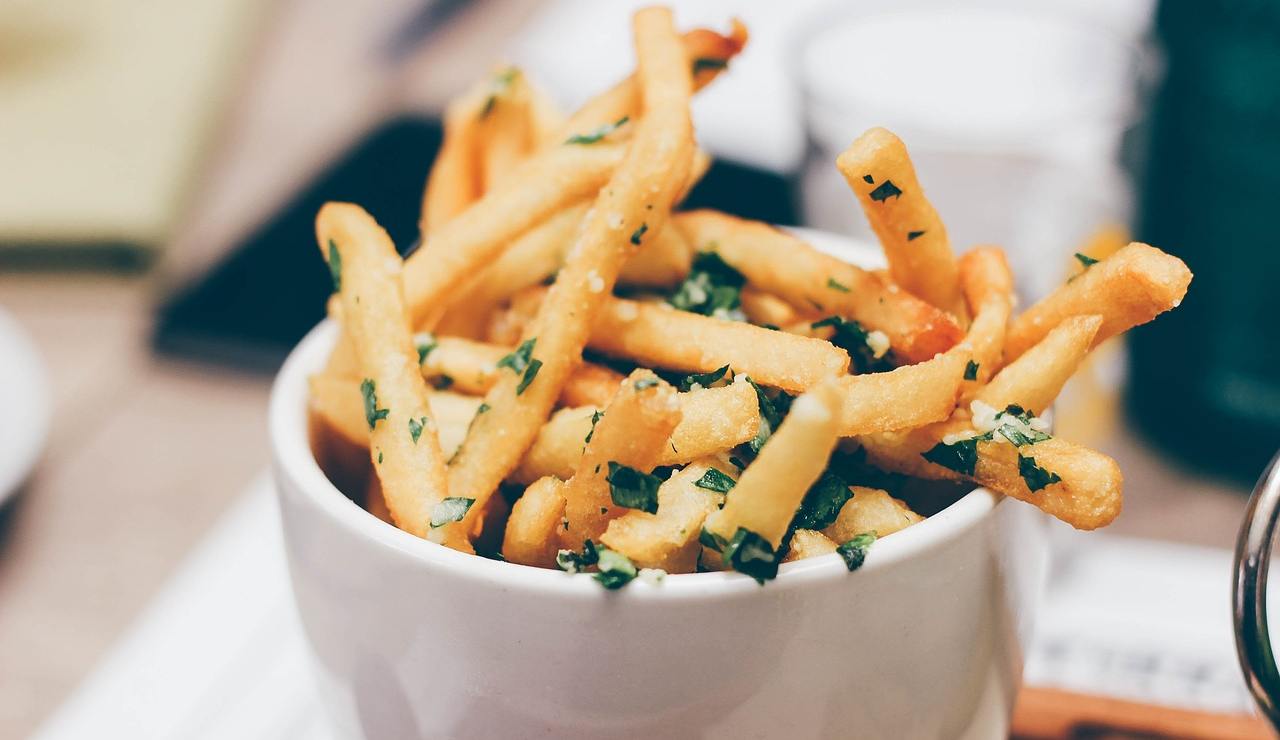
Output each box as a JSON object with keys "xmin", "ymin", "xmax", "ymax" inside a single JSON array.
[
  {"xmin": 866, "ymin": 330, "xmax": 890, "ymax": 359},
  {"xmin": 789, "ymin": 393, "xmax": 832, "ymax": 423},
  {"xmin": 587, "ymin": 270, "xmax": 604, "ymax": 293},
  {"xmin": 607, "ymin": 212, "xmax": 625, "ymax": 230},
  {"xmin": 970, "ymin": 400, "xmax": 1000, "ymax": 433},
  {"xmin": 638, "ymin": 568, "xmax": 667, "ymax": 585},
  {"xmin": 615, "ymin": 301, "xmax": 638, "ymax": 321},
  {"xmin": 941, "ymin": 429, "xmax": 980, "ymax": 446}
]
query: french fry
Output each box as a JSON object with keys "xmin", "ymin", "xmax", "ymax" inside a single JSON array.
[
  {"xmin": 833, "ymin": 348, "xmax": 967, "ymax": 435},
  {"xmin": 421, "ymin": 83, "xmax": 486, "ymax": 234},
  {"xmin": 513, "ymin": 380, "xmax": 760, "ymax": 483},
  {"xmin": 502, "ymin": 476, "xmax": 566, "ymax": 568},
  {"xmin": 740, "ymin": 288, "xmax": 803, "ymax": 327},
  {"xmin": 674, "ymin": 210, "xmax": 963, "ymax": 363},
  {"xmin": 860, "ymin": 417, "xmax": 1123, "ymax": 530},
  {"xmin": 976, "ymin": 314, "xmax": 1102, "ymax": 415},
  {"xmin": 476, "ymin": 68, "xmax": 534, "ymax": 193},
  {"xmin": 591, "ymin": 295, "xmax": 850, "ymax": 392},
  {"xmin": 601, "ymin": 458, "xmax": 732, "ymax": 571},
  {"xmin": 822, "ymin": 487, "xmax": 922, "ymax": 543},
  {"xmin": 782, "ymin": 530, "xmax": 839, "ymax": 563},
  {"xmin": 309, "ymin": 374, "xmax": 481, "ymax": 454},
  {"xmin": 836, "ymin": 127, "xmax": 966, "ymax": 319},
  {"xmin": 559, "ymin": 370, "xmax": 682, "ymax": 550},
  {"xmin": 958, "ymin": 246, "xmax": 1015, "ymax": 388},
  {"xmin": 316, "ymin": 203, "xmax": 465, "ymax": 548},
  {"xmin": 419, "ymin": 335, "xmax": 623, "ymax": 406},
  {"xmin": 704, "ymin": 380, "xmax": 843, "ymax": 550},
  {"xmin": 446, "ymin": 8, "xmax": 696, "ymax": 540},
  {"xmin": 365, "ymin": 469, "xmax": 393, "ymax": 525},
  {"xmin": 1005, "ymin": 243, "xmax": 1192, "ymax": 360},
  {"xmin": 619, "ymin": 220, "xmax": 693, "ymax": 287}
]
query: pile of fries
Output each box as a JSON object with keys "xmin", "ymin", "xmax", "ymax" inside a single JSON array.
[{"xmin": 307, "ymin": 8, "xmax": 1192, "ymax": 588}]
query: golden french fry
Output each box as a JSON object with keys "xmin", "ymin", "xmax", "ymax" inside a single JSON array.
[
  {"xmin": 421, "ymin": 83, "xmax": 486, "ymax": 234},
  {"xmin": 447, "ymin": 8, "xmax": 696, "ymax": 539},
  {"xmin": 957, "ymin": 246, "xmax": 1015, "ymax": 387},
  {"xmin": 836, "ymin": 127, "xmax": 966, "ymax": 319},
  {"xmin": 477, "ymin": 68, "xmax": 534, "ymax": 193},
  {"xmin": 365, "ymin": 469, "xmax": 393, "ymax": 524},
  {"xmin": 619, "ymin": 219, "xmax": 693, "ymax": 287},
  {"xmin": 527, "ymin": 79, "xmax": 567, "ymax": 147},
  {"xmin": 704, "ymin": 380, "xmax": 843, "ymax": 549},
  {"xmin": 833, "ymin": 348, "xmax": 967, "ymax": 435},
  {"xmin": 782, "ymin": 529, "xmax": 838, "ymax": 563},
  {"xmin": 559, "ymin": 370, "xmax": 683, "ymax": 550},
  {"xmin": 860, "ymin": 416, "xmax": 1123, "ymax": 530},
  {"xmin": 502, "ymin": 476, "xmax": 567, "ymax": 568},
  {"xmin": 740, "ymin": 288, "xmax": 803, "ymax": 327},
  {"xmin": 601, "ymin": 458, "xmax": 732, "ymax": 572},
  {"xmin": 977, "ymin": 314, "xmax": 1102, "ymax": 415},
  {"xmin": 418, "ymin": 335, "xmax": 623, "ymax": 406},
  {"xmin": 513, "ymin": 380, "xmax": 759, "ymax": 483},
  {"xmin": 592, "ymin": 295, "xmax": 849, "ymax": 392},
  {"xmin": 821, "ymin": 487, "xmax": 922, "ymax": 543},
  {"xmin": 674, "ymin": 209, "xmax": 963, "ymax": 363},
  {"xmin": 1075, "ymin": 223, "xmax": 1130, "ymax": 264},
  {"xmin": 309, "ymin": 373, "xmax": 479, "ymax": 454},
  {"xmin": 557, "ymin": 362, "xmax": 625, "ymax": 408},
  {"xmin": 1006, "ymin": 243, "xmax": 1192, "ymax": 360},
  {"xmin": 316, "ymin": 203, "xmax": 465, "ymax": 548}
]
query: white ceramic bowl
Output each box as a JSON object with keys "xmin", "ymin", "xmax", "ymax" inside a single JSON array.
[{"xmin": 270, "ymin": 232, "xmax": 1051, "ymax": 739}]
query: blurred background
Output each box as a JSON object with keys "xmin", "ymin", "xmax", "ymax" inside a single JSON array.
[{"xmin": 1, "ymin": 0, "xmax": 1278, "ymax": 737}]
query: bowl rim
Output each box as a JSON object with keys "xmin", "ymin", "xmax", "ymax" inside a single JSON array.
[{"xmin": 269, "ymin": 230, "xmax": 1005, "ymax": 600}]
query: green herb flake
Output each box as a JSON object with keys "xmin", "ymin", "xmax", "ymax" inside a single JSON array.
[
  {"xmin": 964, "ymin": 360, "xmax": 979, "ymax": 381},
  {"xmin": 1018, "ymin": 455, "xmax": 1062, "ymax": 492},
  {"xmin": 729, "ymin": 456, "xmax": 748, "ymax": 471},
  {"xmin": 429, "ymin": 497, "xmax": 474, "ymax": 528},
  {"xmin": 584, "ymin": 409, "xmax": 604, "ymax": 444},
  {"xmin": 414, "ymin": 332, "xmax": 438, "ymax": 364},
  {"xmin": 827, "ymin": 277, "xmax": 851, "ymax": 293},
  {"xmin": 431, "ymin": 375, "xmax": 454, "ymax": 391},
  {"xmin": 869, "ymin": 180, "xmax": 903, "ymax": 202},
  {"xmin": 607, "ymin": 461, "xmax": 661, "ymax": 514},
  {"xmin": 811, "ymin": 315, "xmax": 891, "ymax": 373},
  {"xmin": 516, "ymin": 358, "xmax": 542, "ymax": 395},
  {"xmin": 565, "ymin": 116, "xmax": 629, "ymax": 145},
  {"xmin": 327, "ymin": 240, "xmax": 342, "ymax": 292},
  {"xmin": 692, "ymin": 57, "xmax": 728, "ymax": 74},
  {"xmin": 723, "ymin": 527, "xmax": 779, "ymax": 584},
  {"xmin": 668, "ymin": 251, "xmax": 746, "ymax": 321},
  {"xmin": 862, "ymin": 174, "xmax": 874, "ymax": 184},
  {"xmin": 630, "ymin": 222, "xmax": 649, "ymax": 246},
  {"xmin": 791, "ymin": 471, "xmax": 854, "ymax": 532},
  {"xmin": 376, "ymin": 449, "xmax": 383, "ymax": 464},
  {"xmin": 837, "ymin": 532, "xmax": 877, "ymax": 571},
  {"xmin": 479, "ymin": 68, "xmax": 518, "ymax": 119},
  {"xmin": 633, "ymin": 376, "xmax": 659, "ymax": 391},
  {"xmin": 679, "ymin": 364, "xmax": 731, "ymax": 392},
  {"xmin": 699, "ymin": 527, "xmax": 728, "ymax": 552},
  {"xmin": 1075, "ymin": 252, "xmax": 1100, "ymax": 268},
  {"xmin": 746, "ymin": 378, "xmax": 793, "ymax": 454},
  {"xmin": 907, "ymin": 230, "xmax": 926, "ymax": 241},
  {"xmin": 694, "ymin": 467, "xmax": 736, "ymax": 494},
  {"xmin": 408, "ymin": 416, "xmax": 428, "ymax": 443},
  {"xmin": 497, "ymin": 337, "xmax": 537, "ymax": 375},
  {"xmin": 992, "ymin": 404, "xmax": 1051, "ymax": 447},
  {"xmin": 593, "ymin": 546, "xmax": 638, "ymax": 589},
  {"xmin": 921, "ymin": 434, "xmax": 989, "ymax": 476},
  {"xmin": 360, "ymin": 379, "xmax": 390, "ymax": 430},
  {"xmin": 556, "ymin": 540, "xmax": 599, "ymax": 574}
]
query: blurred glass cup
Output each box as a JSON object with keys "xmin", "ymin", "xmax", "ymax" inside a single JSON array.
[{"xmin": 796, "ymin": 5, "xmax": 1150, "ymax": 301}]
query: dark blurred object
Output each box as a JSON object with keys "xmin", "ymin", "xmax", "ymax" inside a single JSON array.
[
  {"xmin": 155, "ymin": 116, "xmax": 797, "ymax": 372},
  {"xmin": 1131, "ymin": 0, "xmax": 1280, "ymax": 483},
  {"xmin": 154, "ymin": 116, "xmax": 443, "ymax": 371}
]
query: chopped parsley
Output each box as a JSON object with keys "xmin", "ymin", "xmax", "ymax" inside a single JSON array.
[
  {"xmin": 516, "ymin": 359, "xmax": 542, "ymax": 395},
  {"xmin": 729, "ymin": 455, "xmax": 748, "ymax": 471},
  {"xmin": 1018, "ymin": 455, "xmax": 1062, "ymax": 492},
  {"xmin": 633, "ymin": 376, "xmax": 659, "ymax": 391},
  {"xmin": 694, "ymin": 467, "xmax": 736, "ymax": 494},
  {"xmin": 668, "ymin": 251, "xmax": 746, "ymax": 321},
  {"xmin": 564, "ymin": 116, "xmax": 629, "ymax": 145},
  {"xmin": 790, "ymin": 471, "xmax": 854, "ymax": 532},
  {"xmin": 584, "ymin": 409, "xmax": 604, "ymax": 444},
  {"xmin": 408, "ymin": 416, "xmax": 428, "ymax": 443},
  {"xmin": 429, "ymin": 497, "xmax": 474, "ymax": 528},
  {"xmin": 430, "ymin": 375, "xmax": 454, "ymax": 390},
  {"xmin": 497, "ymin": 337, "xmax": 536, "ymax": 375},
  {"xmin": 414, "ymin": 332, "xmax": 438, "ymax": 364},
  {"xmin": 607, "ymin": 461, "xmax": 661, "ymax": 514},
  {"xmin": 593, "ymin": 546, "xmax": 638, "ymax": 589},
  {"xmin": 699, "ymin": 526, "xmax": 728, "ymax": 552},
  {"xmin": 556, "ymin": 540, "xmax": 598, "ymax": 574},
  {"xmin": 479, "ymin": 68, "xmax": 518, "ymax": 118},
  {"xmin": 360, "ymin": 379, "xmax": 389, "ymax": 430},
  {"xmin": 630, "ymin": 222, "xmax": 649, "ymax": 246},
  {"xmin": 907, "ymin": 230, "xmax": 926, "ymax": 241},
  {"xmin": 991, "ymin": 404, "xmax": 1052, "ymax": 446},
  {"xmin": 922, "ymin": 434, "xmax": 986, "ymax": 476},
  {"xmin": 723, "ymin": 528, "xmax": 779, "ymax": 584},
  {"xmin": 376, "ymin": 449, "xmax": 383, "ymax": 464},
  {"xmin": 869, "ymin": 180, "xmax": 903, "ymax": 202},
  {"xmin": 827, "ymin": 277, "xmax": 851, "ymax": 293},
  {"xmin": 679, "ymin": 364, "xmax": 731, "ymax": 392},
  {"xmin": 964, "ymin": 360, "xmax": 979, "ymax": 381},
  {"xmin": 922, "ymin": 405, "xmax": 1053, "ymax": 476},
  {"xmin": 692, "ymin": 57, "xmax": 728, "ymax": 74},
  {"xmin": 862, "ymin": 174, "xmax": 874, "ymax": 184},
  {"xmin": 327, "ymin": 240, "xmax": 342, "ymax": 292},
  {"xmin": 837, "ymin": 532, "xmax": 877, "ymax": 571},
  {"xmin": 812, "ymin": 315, "xmax": 891, "ymax": 373},
  {"xmin": 1075, "ymin": 252, "xmax": 1100, "ymax": 268},
  {"xmin": 747, "ymin": 378, "xmax": 793, "ymax": 454}
]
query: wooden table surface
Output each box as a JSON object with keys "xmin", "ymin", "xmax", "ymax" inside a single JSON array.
[{"xmin": 0, "ymin": 2, "xmax": 1255, "ymax": 737}]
